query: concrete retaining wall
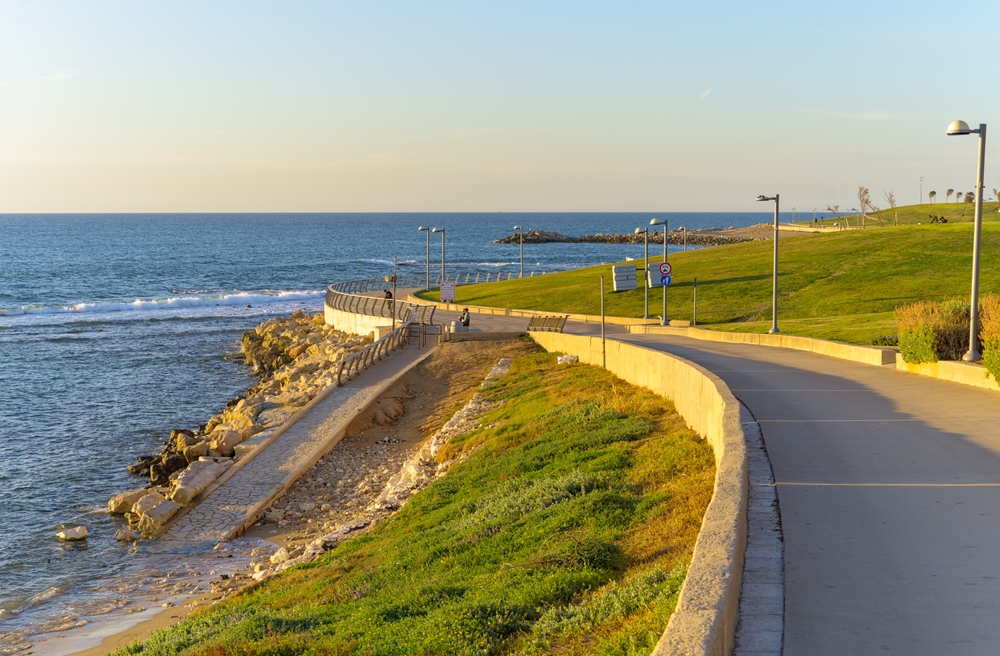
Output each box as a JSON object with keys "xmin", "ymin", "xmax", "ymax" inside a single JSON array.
[
  {"xmin": 325, "ymin": 305, "xmax": 393, "ymax": 337},
  {"xmin": 895, "ymin": 354, "xmax": 1000, "ymax": 392},
  {"xmin": 531, "ymin": 332, "xmax": 748, "ymax": 656},
  {"xmin": 404, "ymin": 294, "xmax": 660, "ymax": 326},
  {"xmin": 629, "ymin": 325, "xmax": 896, "ymax": 367}
]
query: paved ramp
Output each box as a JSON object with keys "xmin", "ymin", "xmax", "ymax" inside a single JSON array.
[{"xmin": 622, "ymin": 334, "xmax": 1000, "ymax": 655}]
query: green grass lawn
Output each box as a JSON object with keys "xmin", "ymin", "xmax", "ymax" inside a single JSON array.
[
  {"xmin": 118, "ymin": 349, "xmax": 715, "ymax": 656},
  {"xmin": 420, "ymin": 217, "xmax": 1000, "ymax": 345},
  {"xmin": 802, "ymin": 201, "xmax": 1000, "ymax": 228}
]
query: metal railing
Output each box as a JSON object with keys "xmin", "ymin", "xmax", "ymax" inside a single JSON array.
[{"xmin": 333, "ymin": 318, "xmax": 413, "ymax": 385}]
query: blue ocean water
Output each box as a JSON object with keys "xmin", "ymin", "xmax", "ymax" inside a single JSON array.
[{"xmin": 0, "ymin": 212, "xmax": 767, "ymax": 652}]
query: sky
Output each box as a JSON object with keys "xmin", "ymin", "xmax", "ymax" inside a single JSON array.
[{"xmin": 1, "ymin": 0, "xmax": 999, "ymax": 213}]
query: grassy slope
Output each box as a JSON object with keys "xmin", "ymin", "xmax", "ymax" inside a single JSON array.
[
  {"xmin": 802, "ymin": 201, "xmax": 1000, "ymax": 228},
  {"xmin": 424, "ymin": 217, "xmax": 1000, "ymax": 345},
  {"xmin": 119, "ymin": 350, "xmax": 715, "ymax": 656}
]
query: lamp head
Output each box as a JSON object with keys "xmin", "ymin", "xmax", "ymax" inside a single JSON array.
[
  {"xmin": 634, "ymin": 227, "xmax": 645, "ymax": 234},
  {"xmin": 756, "ymin": 195, "xmax": 771, "ymax": 202},
  {"xmin": 650, "ymin": 218, "xmax": 665, "ymax": 226},
  {"xmin": 947, "ymin": 120, "xmax": 974, "ymax": 136},
  {"xmin": 432, "ymin": 227, "xmax": 444, "ymax": 233},
  {"xmin": 417, "ymin": 226, "xmax": 427, "ymax": 231},
  {"xmin": 513, "ymin": 225, "xmax": 521, "ymax": 230}
]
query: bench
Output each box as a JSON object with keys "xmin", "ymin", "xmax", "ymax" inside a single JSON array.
[{"xmin": 527, "ymin": 315, "xmax": 568, "ymax": 333}]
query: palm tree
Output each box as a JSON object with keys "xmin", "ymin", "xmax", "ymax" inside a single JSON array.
[
  {"xmin": 929, "ymin": 190, "xmax": 937, "ymax": 203},
  {"xmin": 947, "ymin": 188, "xmax": 954, "ymax": 203}
]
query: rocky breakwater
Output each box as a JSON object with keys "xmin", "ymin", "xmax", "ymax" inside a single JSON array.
[
  {"xmin": 496, "ymin": 228, "xmax": 760, "ymax": 246},
  {"xmin": 107, "ymin": 310, "xmax": 372, "ymax": 540}
]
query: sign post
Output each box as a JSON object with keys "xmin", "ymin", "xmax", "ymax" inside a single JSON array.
[
  {"xmin": 657, "ymin": 261, "xmax": 672, "ymax": 324},
  {"xmin": 441, "ymin": 281, "xmax": 456, "ymax": 304}
]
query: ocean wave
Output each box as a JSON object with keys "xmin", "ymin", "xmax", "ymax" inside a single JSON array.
[{"xmin": 0, "ymin": 290, "xmax": 324, "ymax": 318}]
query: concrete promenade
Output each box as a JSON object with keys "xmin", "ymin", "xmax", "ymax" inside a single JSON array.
[{"xmin": 621, "ymin": 333, "xmax": 1000, "ymax": 655}]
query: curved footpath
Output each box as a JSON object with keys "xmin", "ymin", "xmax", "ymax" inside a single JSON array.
[{"xmin": 621, "ymin": 332, "xmax": 1000, "ymax": 655}]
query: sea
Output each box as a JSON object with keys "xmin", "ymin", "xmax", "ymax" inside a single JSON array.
[{"xmin": 0, "ymin": 212, "xmax": 769, "ymax": 654}]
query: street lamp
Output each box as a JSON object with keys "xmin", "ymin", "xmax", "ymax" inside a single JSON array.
[
  {"xmin": 431, "ymin": 227, "xmax": 445, "ymax": 287},
  {"xmin": 947, "ymin": 119, "xmax": 987, "ymax": 361},
  {"xmin": 513, "ymin": 225, "xmax": 524, "ymax": 278},
  {"xmin": 650, "ymin": 217, "xmax": 668, "ymax": 325},
  {"xmin": 417, "ymin": 226, "xmax": 430, "ymax": 290},
  {"xmin": 634, "ymin": 227, "xmax": 649, "ymax": 319},
  {"xmin": 756, "ymin": 194, "xmax": 781, "ymax": 333}
]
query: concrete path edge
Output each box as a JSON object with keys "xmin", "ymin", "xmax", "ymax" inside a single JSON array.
[{"xmin": 530, "ymin": 332, "xmax": 749, "ymax": 656}]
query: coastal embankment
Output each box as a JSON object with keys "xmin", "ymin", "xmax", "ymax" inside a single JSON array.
[
  {"xmin": 105, "ymin": 310, "xmax": 374, "ymax": 541},
  {"xmin": 496, "ymin": 226, "xmax": 769, "ymax": 246}
]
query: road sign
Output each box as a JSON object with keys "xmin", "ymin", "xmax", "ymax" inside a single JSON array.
[
  {"xmin": 659, "ymin": 262, "xmax": 672, "ymax": 276},
  {"xmin": 441, "ymin": 281, "xmax": 456, "ymax": 302},
  {"xmin": 661, "ymin": 274, "xmax": 672, "ymax": 286}
]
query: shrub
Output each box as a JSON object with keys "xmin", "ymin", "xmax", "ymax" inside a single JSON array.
[
  {"xmin": 895, "ymin": 299, "xmax": 970, "ymax": 363},
  {"xmin": 980, "ymin": 295, "xmax": 1000, "ymax": 380}
]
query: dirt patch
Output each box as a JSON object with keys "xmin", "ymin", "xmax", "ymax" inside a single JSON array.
[{"xmin": 241, "ymin": 338, "xmax": 539, "ymax": 552}]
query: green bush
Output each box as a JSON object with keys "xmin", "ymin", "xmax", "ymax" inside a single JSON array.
[
  {"xmin": 895, "ymin": 299, "xmax": 969, "ymax": 363},
  {"xmin": 980, "ymin": 295, "xmax": 1000, "ymax": 380}
]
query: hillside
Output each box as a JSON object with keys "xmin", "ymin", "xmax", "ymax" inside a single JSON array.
[{"xmin": 424, "ymin": 219, "xmax": 1000, "ymax": 345}]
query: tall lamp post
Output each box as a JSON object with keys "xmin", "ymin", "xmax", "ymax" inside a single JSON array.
[
  {"xmin": 947, "ymin": 120, "xmax": 987, "ymax": 361},
  {"xmin": 431, "ymin": 227, "xmax": 445, "ymax": 286},
  {"xmin": 634, "ymin": 227, "xmax": 649, "ymax": 319},
  {"xmin": 417, "ymin": 226, "xmax": 430, "ymax": 290},
  {"xmin": 513, "ymin": 225, "xmax": 524, "ymax": 278},
  {"xmin": 650, "ymin": 217, "xmax": 668, "ymax": 325},
  {"xmin": 756, "ymin": 194, "xmax": 781, "ymax": 334}
]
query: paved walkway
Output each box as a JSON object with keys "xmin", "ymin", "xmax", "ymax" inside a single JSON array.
[
  {"xmin": 158, "ymin": 343, "xmax": 434, "ymax": 549},
  {"xmin": 620, "ymin": 333, "xmax": 1000, "ymax": 655}
]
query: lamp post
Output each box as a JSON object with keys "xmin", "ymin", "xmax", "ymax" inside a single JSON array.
[
  {"xmin": 756, "ymin": 194, "xmax": 781, "ymax": 333},
  {"xmin": 417, "ymin": 226, "xmax": 430, "ymax": 290},
  {"xmin": 946, "ymin": 120, "xmax": 987, "ymax": 361},
  {"xmin": 431, "ymin": 227, "xmax": 445, "ymax": 287},
  {"xmin": 634, "ymin": 227, "xmax": 649, "ymax": 319},
  {"xmin": 650, "ymin": 217, "xmax": 668, "ymax": 325},
  {"xmin": 920, "ymin": 176, "xmax": 925, "ymax": 204},
  {"xmin": 513, "ymin": 225, "xmax": 524, "ymax": 278}
]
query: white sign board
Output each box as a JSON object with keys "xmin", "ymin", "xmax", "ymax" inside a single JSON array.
[
  {"xmin": 612, "ymin": 265, "xmax": 637, "ymax": 292},
  {"xmin": 441, "ymin": 281, "xmax": 456, "ymax": 302}
]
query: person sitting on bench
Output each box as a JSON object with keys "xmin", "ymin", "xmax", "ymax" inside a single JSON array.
[{"xmin": 460, "ymin": 308, "xmax": 470, "ymax": 327}]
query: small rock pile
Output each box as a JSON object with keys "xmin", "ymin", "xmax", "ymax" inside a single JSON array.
[{"xmin": 107, "ymin": 310, "xmax": 372, "ymax": 539}]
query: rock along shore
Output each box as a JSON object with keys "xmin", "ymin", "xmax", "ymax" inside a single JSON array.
[
  {"xmin": 496, "ymin": 227, "xmax": 766, "ymax": 246},
  {"xmin": 106, "ymin": 310, "xmax": 373, "ymax": 540}
]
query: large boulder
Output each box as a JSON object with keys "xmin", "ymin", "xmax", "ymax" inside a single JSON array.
[
  {"xmin": 210, "ymin": 429, "xmax": 243, "ymax": 457},
  {"xmin": 182, "ymin": 441, "xmax": 210, "ymax": 463},
  {"xmin": 137, "ymin": 499, "xmax": 180, "ymax": 535},
  {"xmin": 108, "ymin": 488, "xmax": 153, "ymax": 515},
  {"xmin": 131, "ymin": 491, "xmax": 168, "ymax": 517},
  {"xmin": 170, "ymin": 460, "xmax": 229, "ymax": 506},
  {"xmin": 56, "ymin": 526, "xmax": 88, "ymax": 541}
]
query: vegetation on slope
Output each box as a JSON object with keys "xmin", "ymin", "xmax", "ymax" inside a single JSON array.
[
  {"xmin": 423, "ymin": 219, "xmax": 1000, "ymax": 345},
  {"xmin": 119, "ymin": 349, "xmax": 715, "ymax": 656}
]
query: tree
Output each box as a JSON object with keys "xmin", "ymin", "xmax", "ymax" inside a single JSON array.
[
  {"xmin": 857, "ymin": 186, "xmax": 871, "ymax": 228},
  {"xmin": 947, "ymin": 188, "xmax": 954, "ymax": 202},
  {"xmin": 884, "ymin": 189, "xmax": 898, "ymax": 226},
  {"xmin": 929, "ymin": 190, "xmax": 937, "ymax": 203},
  {"xmin": 825, "ymin": 204, "xmax": 841, "ymax": 218}
]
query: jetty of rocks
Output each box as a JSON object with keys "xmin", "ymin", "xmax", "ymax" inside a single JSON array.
[{"xmin": 495, "ymin": 229, "xmax": 760, "ymax": 246}]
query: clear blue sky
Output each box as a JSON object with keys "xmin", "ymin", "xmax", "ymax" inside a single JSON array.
[{"xmin": 1, "ymin": 1, "xmax": 997, "ymax": 212}]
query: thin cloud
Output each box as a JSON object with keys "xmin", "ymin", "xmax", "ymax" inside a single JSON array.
[
  {"xmin": 39, "ymin": 69, "xmax": 78, "ymax": 81},
  {"xmin": 701, "ymin": 88, "xmax": 712, "ymax": 98}
]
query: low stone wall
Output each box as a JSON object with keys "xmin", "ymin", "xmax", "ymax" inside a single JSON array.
[
  {"xmin": 629, "ymin": 325, "xmax": 896, "ymax": 367},
  {"xmin": 325, "ymin": 305, "xmax": 394, "ymax": 337},
  {"xmin": 530, "ymin": 332, "xmax": 748, "ymax": 656},
  {"xmin": 895, "ymin": 354, "xmax": 1000, "ymax": 392}
]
